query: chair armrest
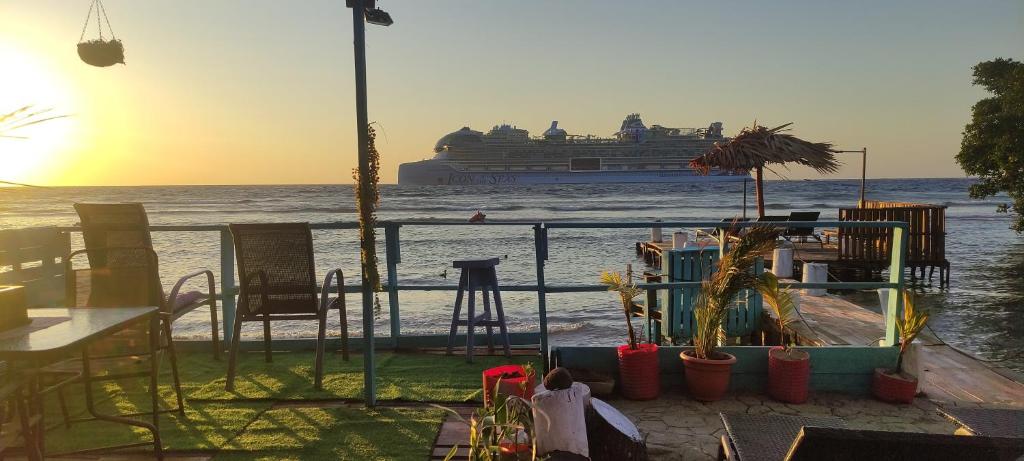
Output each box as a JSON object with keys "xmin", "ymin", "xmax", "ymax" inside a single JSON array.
[
  {"xmin": 320, "ymin": 269, "xmax": 345, "ymax": 313},
  {"xmin": 167, "ymin": 269, "xmax": 217, "ymax": 314}
]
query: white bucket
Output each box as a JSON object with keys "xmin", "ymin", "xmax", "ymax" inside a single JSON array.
[
  {"xmin": 672, "ymin": 231, "xmax": 689, "ymax": 249},
  {"xmin": 652, "ymin": 224, "xmax": 663, "ymax": 243},
  {"xmin": 771, "ymin": 247, "xmax": 794, "ymax": 278},
  {"xmin": 801, "ymin": 262, "xmax": 827, "ymax": 296}
]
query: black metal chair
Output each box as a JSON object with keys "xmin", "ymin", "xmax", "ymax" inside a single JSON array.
[
  {"xmin": 225, "ymin": 223, "xmax": 348, "ymax": 391},
  {"xmin": 74, "ymin": 203, "xmax": 219, "ymax": 358}
]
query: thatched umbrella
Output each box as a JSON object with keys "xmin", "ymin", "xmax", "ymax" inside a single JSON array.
[{"xmin": 689, "ymin": 123, "xmax": 839, "ymax": 218}]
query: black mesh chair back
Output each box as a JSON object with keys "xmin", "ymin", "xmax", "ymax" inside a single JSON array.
[
  {"xmin": 229, "ymin": 223, "xmax": 319, "ymax": 317},
  {"xmin": 73, "ymin": 203, "xmax": 164, "ymax": 309},
  {"xmin": 66, "ymin": 248, "xmax": 160, "ymax": 308},
  {"xmin": 786, "ymin": 211, "xmax": 821, "ymax": 238}
]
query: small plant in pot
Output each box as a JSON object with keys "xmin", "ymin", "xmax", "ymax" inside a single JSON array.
[
  {"xmin": 758, "ymin": 272, "xmax": 810, "ymax": 403},
  {"xmin": 601, "ymin": 266, "xmax": 659, "ymax": 400},
  {"xmin": 872, "ymin": 290, "xmax": 929, "ymax": 404},
  {"xmin": 681, "ymin": 227, "xmax": 778, "ymax": 402}
]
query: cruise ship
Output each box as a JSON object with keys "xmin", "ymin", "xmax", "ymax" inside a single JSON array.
[{"xmin": 397, "ymin": 114, "xmax": 749, "ymax": 185}]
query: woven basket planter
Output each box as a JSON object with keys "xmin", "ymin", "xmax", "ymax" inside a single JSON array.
[
  {"xmin": 77, "ymin": 39, "xmax": 124, "ymax": 67},
  {"xmin": 617, "ymin": 343, "xmax": 660, "ymax": 400},
  {"xmin": 872, "ymin": 368, "xmax": 917, "ymax": 404},
  {"xmin": 680, "ymin": 350, "xmax": 736, "ymax": 402},
  {"xmin": 767, "ymin": 347, "xmax": 810, "ymax": 404}
]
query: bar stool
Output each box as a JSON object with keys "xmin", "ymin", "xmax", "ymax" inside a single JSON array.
[{"xmin": 446, "ymin": 258, "xmax": 512, "ymax": 362}]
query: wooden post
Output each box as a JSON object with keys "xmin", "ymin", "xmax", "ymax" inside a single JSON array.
[{"xmin": 754, "ymin": 166, "xmax": 765, "ymax": 218}]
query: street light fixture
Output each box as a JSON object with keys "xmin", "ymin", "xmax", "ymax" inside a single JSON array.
[{"xmin": 345, "ymin": 0, "xmax": 392, "ymax": 408}]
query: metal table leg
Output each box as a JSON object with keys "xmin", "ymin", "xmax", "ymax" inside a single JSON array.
[{"xmin": 77, "ymin": 314, "xmax": 164, "ymax": 460}]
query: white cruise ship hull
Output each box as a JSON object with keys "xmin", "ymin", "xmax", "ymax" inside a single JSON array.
[{"xmin": 398, "ymin": 159, "xmax": 749, "ymax": 185}]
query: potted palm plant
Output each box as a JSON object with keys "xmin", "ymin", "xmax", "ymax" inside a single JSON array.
[
  {"xmin": 872, "ymin": 290, "xmax": 929, "ymax": 404},
  {"xmin": 758, "ymin": 272, "xmax": 810, "ymax": 403},
  {"xmin": 601, "ymin": 266, "xmax": 659, "ymax": 400},
  {"xmin": 681, "ymin": 227, "xmax": 778, "ymax": 401}
]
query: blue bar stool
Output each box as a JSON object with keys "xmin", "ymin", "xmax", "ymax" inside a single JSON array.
[{"xmin": 446, "ymin": 258, "xmax": 512, "ymax": 362}]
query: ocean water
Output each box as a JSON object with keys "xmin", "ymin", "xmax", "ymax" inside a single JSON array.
[{"xmin": 1, "ymin": 178, "xmax": 1022, "ymax": 372}]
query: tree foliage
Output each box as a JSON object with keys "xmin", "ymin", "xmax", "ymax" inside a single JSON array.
[{"xmin": 956, "ymin": 58, "xmax": 1024, "ymax": 232}]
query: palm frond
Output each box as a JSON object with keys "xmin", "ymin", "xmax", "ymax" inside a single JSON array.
[{"xmin": 689, "ymin": 122, "xmax": 839, "ymax": 175}]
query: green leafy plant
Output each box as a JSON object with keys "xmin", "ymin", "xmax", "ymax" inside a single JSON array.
[
  {"xmin": 692, "ymin": 227, "xmax": 779, "ymax": 359},
  {"xmin": 955, "ymin": 58, "xmax": 1024, "ymax": 232},
  {"xmin": 439, "ymin": 383, "xmax": 536, "ymax": 461},
  {"xmin": 895, "ymin": 290, "xmax": 929, "ymax": 374},
  {"xmin": 601, "ymin": 265, "xmax": 644, "ymax": 350},
  {"xmin": 757, "ymin": 272, "xmax": 798, "ymax": 350}
]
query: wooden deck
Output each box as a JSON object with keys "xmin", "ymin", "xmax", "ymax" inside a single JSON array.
[{"xmin": 770, "ymin": 291, "xmax": 1024, "ymax": 406}]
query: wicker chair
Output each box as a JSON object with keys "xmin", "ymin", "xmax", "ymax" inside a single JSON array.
[
  {"xmin": 74, "ymin": 203, "xmax": 220, "ymax": 358},
  {"xmin": 225, "ymin": 223, "xmax": 348, "ymax": 391}
]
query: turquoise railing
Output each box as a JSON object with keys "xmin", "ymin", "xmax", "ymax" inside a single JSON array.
[{"xmin": 40, "ymin": 219, "xmax": 907, "ymax": 406}]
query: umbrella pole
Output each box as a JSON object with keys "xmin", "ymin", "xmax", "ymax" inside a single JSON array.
[{"xmin": 755, "ymin": 166, "xmax": 765, "ymax": 218}]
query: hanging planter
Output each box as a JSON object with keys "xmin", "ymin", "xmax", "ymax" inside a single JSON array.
[{"xmin": 77, "ymin": 0, "xmax": 125, "ymax": 67}]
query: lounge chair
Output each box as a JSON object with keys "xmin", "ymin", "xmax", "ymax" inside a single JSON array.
[
  {"xmin": 225, "ymin": 223, "xmax": 348, "ymax": 391},
  {"xmin": 74, "ymin": 203, "xmax": 220, "ymax": 358},
  {"xmin": 937, "ymin": 406, "xmax": 1024, "ymax": 438},
  {"xmin": 718, "ymin": 412, "xmax": 1024, "ymax": 461},
  {"xmin": 697, "ymin": 218, "xmax": 751, "ymax": 241},
  {"xmin": 783, "ymin": 211, "xmax": 823, "ymax": 246}
]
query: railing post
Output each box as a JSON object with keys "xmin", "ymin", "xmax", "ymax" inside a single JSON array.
[
  {"xmin": 219, "ymin": 229, "xmax": 237, "ymax": 345},
  {"xmin": 533, "ymin": 224, "xmax": 550, "ymax": 372},
  {"xmin": 884, "ymin": 224, "xmax": 908, "ymax": 346},
  {"xmin": 384, "ymin": 223, "xmax": 401, "ymax": 349}
]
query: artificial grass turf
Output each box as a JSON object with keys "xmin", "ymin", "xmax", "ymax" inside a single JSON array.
[
  {"xmin": 215, "ymin": 406, "xmax": 444, "ymax": 460},
  {"xmin": 184, "ymin": 351, "xmax": 538, "ymax": 402},
  {"xmin": 33, "ymin": 350, "xmax": 526, "ymax": 458}
]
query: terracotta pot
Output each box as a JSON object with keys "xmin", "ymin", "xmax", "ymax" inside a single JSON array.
[
  {"xmin": 617, "ymin": 343, "xmax": 660, "ymax": 400},
  {"xmin": 483, "ymin": 365, "xmax": 535, "ymax": 408},
  {"xmin": 680, "ymin": 349, "xmax": 736, "ymax": 402},
  {"xmin": 872, "ymin": 368, "xmax": 917, "ymax": 404},
  {"xmin": 767, "ymin": 347, "xmax": 811, "ymax": 404}
]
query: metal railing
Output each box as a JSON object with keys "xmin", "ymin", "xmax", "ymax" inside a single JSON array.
[{"xmin": 40, "ymin": 219, "xmax": 908, "ymax": 405}]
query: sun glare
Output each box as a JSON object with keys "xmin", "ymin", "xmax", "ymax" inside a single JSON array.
[{"xmin": 0, "ymin": 42, "xmax": 77, "ymax": 185}]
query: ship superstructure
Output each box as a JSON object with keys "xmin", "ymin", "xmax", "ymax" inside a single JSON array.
[{"xmin": 398, "ymin": 114, "xmax": 747, "ymax": 185}]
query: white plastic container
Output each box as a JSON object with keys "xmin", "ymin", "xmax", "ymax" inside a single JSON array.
[
  {"xmin": 672, "ymin": 231, "xmax": 689, "ymax": 249},
  {"xmin": 801, "ymin": 262, "xmax": 828, "ymax": 296},
  {"xmin": 771, "ymin": 247, "xmax": 794, "ymax": 278}
]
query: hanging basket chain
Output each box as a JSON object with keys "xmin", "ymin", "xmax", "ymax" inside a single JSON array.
[
  {"xmin": 78, "ymin": 0, "xmax": 96, "ymax": 42},
  {"xmin": 97, "ymin": 0, "xmax": 117, "ymax": 39},
  {"xmin": 78, "ymin": 0, "xmax": 117, "ymax": 43}
]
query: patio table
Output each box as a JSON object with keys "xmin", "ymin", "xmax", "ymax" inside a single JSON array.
[{"xmin": 0, "ymin": 307, "xmax": 163, "ymax": 460}]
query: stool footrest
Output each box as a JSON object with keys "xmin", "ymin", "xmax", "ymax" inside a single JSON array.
[{"xmin": 453, "ymin": 319, "xmax": 503, "ymax": 327}]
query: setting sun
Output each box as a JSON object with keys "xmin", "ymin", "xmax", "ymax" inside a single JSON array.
[{"xmin": 0, "ymin": 42, "xmax": 77, "ymax": 185}]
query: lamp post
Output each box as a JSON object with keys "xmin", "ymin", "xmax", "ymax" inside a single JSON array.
[
  {"xmin": 346, "ymin": 0, "xmax": 391, "ymax": 408},
  {"xmin": 835, "ymin": 148, "xmax": 868, "ymax": 206}
]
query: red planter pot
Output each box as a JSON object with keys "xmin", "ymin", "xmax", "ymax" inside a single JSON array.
[
  {"xmin": 872, "ymin": 368, "xmax": 917, "ymax": 404},
  {"xmin": 617, "ymin": 343, "xmax": 660, "ymax": 400},
  {"xmin": 498, "ymin": 441, "xmax": 532, "ymax": 461},
  {"xmin": 767, "ymin": 347, "xmax": 811, "ymax": 404},
  {"xmin": 680, "ymin": 350, "xmax": 736, "ymax": 402},
  {"xmin": 483, "ymin": 365, "xmax": 535, "ymax": 408}
]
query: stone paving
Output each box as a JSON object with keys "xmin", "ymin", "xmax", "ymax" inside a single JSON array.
[{"xmin": 611, "ymin": 392, "xmax": 1007, "ymax": 461}]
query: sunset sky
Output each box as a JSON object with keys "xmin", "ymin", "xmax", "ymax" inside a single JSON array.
[{"xmin": 1, "ymin": 0, "xmax": 1022, "ymax": 186}]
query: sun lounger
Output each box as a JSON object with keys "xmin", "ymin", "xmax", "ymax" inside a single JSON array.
[
  {"xmin": 937, "ymin": 406, "xmax": 1024, "ymax": 438},
  {"xmin": 718, "ymin": 412, "xmax": 1024, "ymax": 461},
  {"xmin": 783, "ymin": 211, "xmax": 823, "ymax": 246}
]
